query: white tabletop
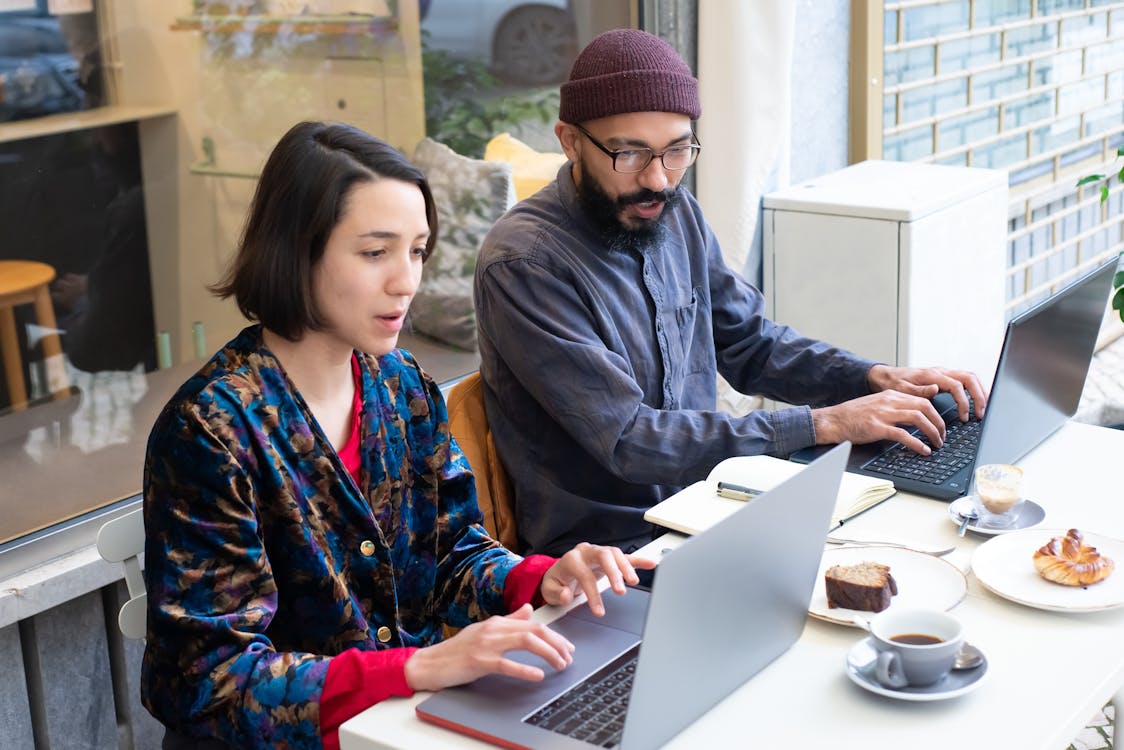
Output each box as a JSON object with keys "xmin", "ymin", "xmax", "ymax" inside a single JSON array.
[{"xmin": 341, "ymin": 421, "xmax": 1124, "ymax": 750}]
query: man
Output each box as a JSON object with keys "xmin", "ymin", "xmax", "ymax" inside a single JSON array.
[{"xmin": 474, "ymin": 29, "xmax": 986, "ymax": 557}]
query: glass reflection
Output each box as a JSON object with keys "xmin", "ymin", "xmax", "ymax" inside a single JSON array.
[{"xmin": 0, "ymin": 5, "xmax": 101, "ymax": 122}]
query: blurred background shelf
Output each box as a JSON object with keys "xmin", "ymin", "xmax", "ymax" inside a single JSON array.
[
  {"xmin": 0, "ymin": 104, "xmax": 176, "ymax": 145},
  {"xmin": 170, "ymin": 14, "xmax": 398, "ymax": 35}
]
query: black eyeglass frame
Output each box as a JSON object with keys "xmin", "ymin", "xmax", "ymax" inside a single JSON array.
[{"xmin": 573, "ymin": 123, "xmax": 702, "ymax": 174}]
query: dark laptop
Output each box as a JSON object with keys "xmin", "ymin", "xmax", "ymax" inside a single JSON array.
[
  {"xmin": 791, "ymin": 259, "xmax": 1117, "ymax": 501},
  {"xmin": 416, "ymin": 443, "xmax": 852, "ymax": 750}
]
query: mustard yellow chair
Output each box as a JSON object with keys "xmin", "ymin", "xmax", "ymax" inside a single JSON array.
[{"xmin": 446, "ymin": 371, "xmax": 518, "ymax": 550}]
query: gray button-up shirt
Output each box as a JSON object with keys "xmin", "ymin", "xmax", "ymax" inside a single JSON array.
[{"xmin": 475, "ymin": 164, "xmax": 875, "ymax": 556}]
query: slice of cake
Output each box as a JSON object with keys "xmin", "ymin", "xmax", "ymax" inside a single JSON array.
[{"xmin": 824, "ymin": 561, "xmax": 898, "ymax": 612}]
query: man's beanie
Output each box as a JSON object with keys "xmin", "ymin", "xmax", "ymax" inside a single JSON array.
[{"xmin": 559, "ymin": 29, "xmax": 701, "ymax": 124}]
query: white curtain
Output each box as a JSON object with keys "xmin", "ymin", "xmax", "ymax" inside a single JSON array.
[
  {"xmin": 696, "ymin": 1, "xmax": 795, "ymax": 414},
  {"xmin": 696, "ymin": 1, "xmax": 795, "ymax": 286}
]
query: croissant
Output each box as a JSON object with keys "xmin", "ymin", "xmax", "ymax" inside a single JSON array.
[{"xmin": 1033, "ymin": 529, "xmax": 1115, "ymax": 586}]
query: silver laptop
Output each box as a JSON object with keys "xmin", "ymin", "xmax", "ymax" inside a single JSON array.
[
  {"xmin": 416, "ymin": 442, "xmax": 851, "ymax": 749},
  {"xmin": 791, "ymin": 259, "xmax": 1117, "ymax": 500}
]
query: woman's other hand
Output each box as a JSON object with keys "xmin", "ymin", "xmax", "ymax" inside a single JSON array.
[{"xmin": 541, "ymin": 543, "xmax": 658, "ymax": 616}]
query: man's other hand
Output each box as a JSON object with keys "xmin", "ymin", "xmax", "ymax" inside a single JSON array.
[{"xmin": 866, "ymin": 364, "xmax": 988, "ymax": 423}]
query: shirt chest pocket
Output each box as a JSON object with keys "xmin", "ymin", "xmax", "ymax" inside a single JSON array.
[{"xmin": 659, "ymin": 286, "xmax": 709, "ymax": 404}]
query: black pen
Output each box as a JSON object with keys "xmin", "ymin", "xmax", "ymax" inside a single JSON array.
[{"xmin": 716, "ymin": 481, "xmax": 764, "ymax": 501}]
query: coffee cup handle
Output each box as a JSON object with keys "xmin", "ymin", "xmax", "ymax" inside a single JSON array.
[{"xmin": 875, "ymin": 650, "xmax": 910, "ymax": 689}]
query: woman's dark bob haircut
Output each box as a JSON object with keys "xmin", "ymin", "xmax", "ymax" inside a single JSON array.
[{"xmin": 212, "ymin": 121, "xmax": 438, "ymax": 341}]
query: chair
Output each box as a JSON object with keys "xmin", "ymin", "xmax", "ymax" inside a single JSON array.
[
  {"xmin": 96, "ymin": 506, "xmax": 147, "ymax": 640},
  {"xmin": 0, "ymin": 260, "xmax": 68, "ymax": 411},
  {"xmin": 446, "ymin": 371, "xmax": 518, "ymax": 550}
]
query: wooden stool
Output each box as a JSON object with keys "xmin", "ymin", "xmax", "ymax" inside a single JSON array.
[{"xmin": 0, "ymin": 260, "xmax": 67, "ymax": 411}]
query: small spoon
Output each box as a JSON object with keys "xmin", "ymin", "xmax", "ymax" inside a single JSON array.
[
  {"xmin": 953, "ymin": 642, "xmax": 985, "ymax": 670},
  {"xmin": 957, "ymin": 508, "xmax": 978, "ymax": 537}
]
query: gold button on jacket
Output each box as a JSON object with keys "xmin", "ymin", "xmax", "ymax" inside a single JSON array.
[
  {"xmin": 376, "ymin": 626, "xmax": 393, "ymax": 643},
  {"xmin": 359, "ymin": 540, "xmax": 376, "ymax": 556}
]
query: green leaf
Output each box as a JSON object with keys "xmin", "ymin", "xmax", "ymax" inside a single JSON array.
[
  {"xmin": 1118, "ymin": 164, "xmax": 1124, "ymax": 182},
  {"xmin": 1076, "ymin": 174, "xmax": 1105, "ymax": 187},
  {"xmin": 1113, "ymin": 286, "xmax": 1124, "ymax": 315},
  {"xmin": 1115, "ymin": 270, "xmax": 1124, "ymax": 288},
  {"xmin": 1117, "ymin": 146, "xmax": 1124, "ymax": 157},
  {"xmin": 1101, "ymin": 185, "xmax": 1110, "ymax": 202}
]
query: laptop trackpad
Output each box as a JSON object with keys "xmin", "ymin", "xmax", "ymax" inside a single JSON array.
[
  {"xmin": 418, "ymin": 613, "xmax": 642, "ymax": 723},
  {"xmin": 561, "ymin": 587, "xmax": 650, "ymax": 635}
]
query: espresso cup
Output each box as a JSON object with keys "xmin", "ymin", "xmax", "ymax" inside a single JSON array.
[{"xmin": 868, "ymin": 608, "xmax": 963, "ymax": 688}]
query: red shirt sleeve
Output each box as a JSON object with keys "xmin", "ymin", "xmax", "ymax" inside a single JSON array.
[
  {"xmin": 319, "ymin": 647, "xmax": 418, "ymax": 750},
  {"xmin": 503, "ymin": 554, "xmax": 556, "ymax": 611}
]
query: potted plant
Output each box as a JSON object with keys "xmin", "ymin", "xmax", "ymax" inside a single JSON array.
[{"xmin": 1076, "ymin": 146, "xmax": 1124, "ymax": 323}]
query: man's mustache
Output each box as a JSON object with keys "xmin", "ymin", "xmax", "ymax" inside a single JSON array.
[{"xmin": 616, "ymin": 187, "xmax": 679, "ymax": 208}]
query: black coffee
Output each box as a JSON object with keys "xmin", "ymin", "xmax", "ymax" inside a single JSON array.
[{"xmin": 890, "ymin": 633, "xmax": 943, "ymax": 645}]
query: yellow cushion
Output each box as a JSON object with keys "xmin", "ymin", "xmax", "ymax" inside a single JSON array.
[{"xmin": 484, "ymin": 133, "xmax": 567, "ymax": 201}]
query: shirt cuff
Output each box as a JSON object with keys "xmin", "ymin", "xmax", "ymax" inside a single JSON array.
[
  {"xmin": 503, "ymin": 554, "xmax": 557, "ymax": 611},
  {"xmin": 320, "ymin": 647, "xmax": 418, "ymax": 750},
  {"xmin": 855, "ymin": 359, "xmax": 883, "ymax": 397},
  {"xmin": 771, "ymin": 405, "xmax": 816, "ymax": 456}
]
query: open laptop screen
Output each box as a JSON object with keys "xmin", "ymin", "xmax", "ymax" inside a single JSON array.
[{"xmin": 973, "ymin": 260, "xmax": 1117, "ymax": 474}]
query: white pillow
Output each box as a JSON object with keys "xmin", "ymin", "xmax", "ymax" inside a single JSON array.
[{"xmin": 409, "ymin": 138, "xmax": 515, "ymax": 351}]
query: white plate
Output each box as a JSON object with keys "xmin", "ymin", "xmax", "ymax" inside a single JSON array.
[
  {"xmin": 845, "ymin": 637, "xmax": 988, "ymax": 701},
  {"xmin": 948, "ymin": 496, "xmax": 1046, "ymax": 536},
  {"xmin": 971, "ymin": 528, "xmax": 1124, "ymax": 612},
  {"xmin": 810, "ymin": 546, "xmax": 967, "ymax": 626}
]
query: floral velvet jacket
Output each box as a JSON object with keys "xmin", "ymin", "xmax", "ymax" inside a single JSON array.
[{"xmin": 141, "ymin": 326, "xmax": 518, "ymax": 748}]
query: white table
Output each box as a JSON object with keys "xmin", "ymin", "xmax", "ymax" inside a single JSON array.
[{"xmin": 341, "ymin": 422, "xmax": 1124, "ymax": 749}]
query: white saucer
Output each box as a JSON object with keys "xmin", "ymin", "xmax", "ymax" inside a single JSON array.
[
  {"xmin": 845, "ymin": 637, "xmax": 988, "ymax": 701},
  {"xmin": 949, "ymin": 496, "xmax": 1045, "ymax": 536}
]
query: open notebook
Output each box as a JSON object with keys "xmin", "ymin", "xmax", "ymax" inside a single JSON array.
[{"xmin": 644, "ymin": 455, "xmax": 895, "ymax": 536}]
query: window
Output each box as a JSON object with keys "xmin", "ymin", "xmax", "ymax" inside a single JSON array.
[
  {"xmin": 869, "ymin": 0, "xmax": 1124, "ymax": 315},
  {"xmin": 0, "ymin": 0, "xmax": 645, "ymax": 549}
]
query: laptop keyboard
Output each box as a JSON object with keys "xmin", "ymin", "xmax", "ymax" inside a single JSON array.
[
  {"xmin": 862, "ymin": 403, "xmax": 981, "ymax": 485},
  {"xmin": 523, "ymin": 644, "xmax": 639, "ymax": 749}
]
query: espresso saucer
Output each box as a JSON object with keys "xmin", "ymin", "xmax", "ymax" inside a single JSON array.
[
  {"xmin": 949, "ymin": 496, "xmax": 1045, "ymax": 536},
  {"xmin": 845, "ymin": 637, "xmax": 988, "ymax": 701}
]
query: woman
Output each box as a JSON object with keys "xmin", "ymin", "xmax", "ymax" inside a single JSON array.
[{"xmin": 141, "ymin": 121, "xmax": 655, "ymax": 750}]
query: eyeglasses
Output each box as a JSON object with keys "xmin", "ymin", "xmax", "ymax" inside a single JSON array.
[{"xmin": 574, "ymin": 124, "xmax": 702, "ymax": 174}]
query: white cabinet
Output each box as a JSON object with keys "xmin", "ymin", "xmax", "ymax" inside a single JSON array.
[{"xmin": 762, "ymin": 160, "xmax": 1009, "ymax": 382}]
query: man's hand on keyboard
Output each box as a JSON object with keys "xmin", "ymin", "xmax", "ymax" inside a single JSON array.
[
  {"xmin": 812, "ymin": 390, "xmax": 947, "ymax": 455},
  {"xmin": 866, "ymin": 364, "xmax": 988, "ymax": 422}
]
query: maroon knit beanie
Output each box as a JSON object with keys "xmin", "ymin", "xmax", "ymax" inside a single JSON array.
[{"xmin": 559, "ymin": 29, "xmax": 701, "ymax": 124}]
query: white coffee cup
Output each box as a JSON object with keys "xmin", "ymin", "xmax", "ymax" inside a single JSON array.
[{"xmin": 868, "ymin": 608, "xmax": 963, "ymax": 688}]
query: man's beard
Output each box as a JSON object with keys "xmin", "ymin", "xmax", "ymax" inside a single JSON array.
[{"xmin": 576, "ymin": 166, "xmax": 682, "ymax": 253}]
